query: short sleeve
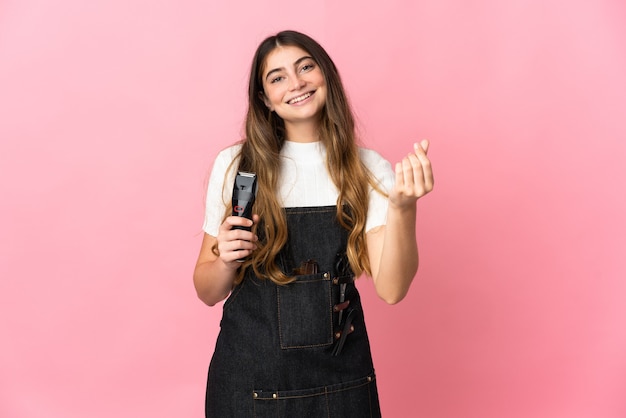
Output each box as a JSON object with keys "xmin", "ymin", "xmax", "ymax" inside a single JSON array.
[
  {"xmin": 202, "ymin": 145, "xmax": 241, "ymax": 236},
  {"xmin": 360, "ymin": 149, "xmax": 395, "ymax": 232}
]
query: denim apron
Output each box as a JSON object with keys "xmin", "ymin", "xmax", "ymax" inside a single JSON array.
[{"xmin": 205, "ymin": 206, "xmax": 381, "ymax": 417}]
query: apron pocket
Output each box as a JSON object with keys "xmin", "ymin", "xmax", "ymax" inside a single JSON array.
[
  {"xmin": 252, "ymin": 389, "xmax": 327, "ymax": 417},
  {"xmin": 252, "ymin": 373, "xmax": 379, "ymax": 418},
  {"xmin": 277, "ymin": 273, "xmax": 333, "ymax": 349}
]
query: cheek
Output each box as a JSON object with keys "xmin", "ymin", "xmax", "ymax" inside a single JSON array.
[
  {"xmin": 270, "ymin": 91, "xmax": 283, "ymax": 104},
  {"xmin": 265, "ymin": 88, "xmax": 284, "ymax": 106},
  {"xmin": 314, "ymin": 70, "xmax": 327, "ymax": 86}
]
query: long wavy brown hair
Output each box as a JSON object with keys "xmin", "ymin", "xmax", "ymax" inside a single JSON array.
[{"xmin": 216, "ymin": 30, "xmax": 383, "ymax": 285}]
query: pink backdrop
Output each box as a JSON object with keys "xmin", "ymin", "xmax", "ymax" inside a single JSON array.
[{"xmin": 1, "ymin": 0, "xmax": 625, "ymax": 417}]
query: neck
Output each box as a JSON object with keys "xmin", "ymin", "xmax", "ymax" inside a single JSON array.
[{"xmin": 284, "ymin": 120, "xmax": 320, "ymax": 143}]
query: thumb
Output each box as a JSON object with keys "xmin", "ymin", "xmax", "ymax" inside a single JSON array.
[{"xmin": 420, "ymin": 139, "xmax": 430, "ymax": 154}]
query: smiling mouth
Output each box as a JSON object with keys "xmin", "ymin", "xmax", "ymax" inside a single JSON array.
[{"xmin": 287, "ymin": 91, "xmax": 314, "ymax": 104}]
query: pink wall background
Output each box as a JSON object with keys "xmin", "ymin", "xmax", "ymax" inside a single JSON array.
[{"xmin": 1, "ymin": 0, "xmax": 625, "ymax": 417}]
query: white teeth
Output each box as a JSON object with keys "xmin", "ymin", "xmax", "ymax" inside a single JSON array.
[{"xmin": 288, "ymin": 92, "xmax": 312, "ymax": 104}]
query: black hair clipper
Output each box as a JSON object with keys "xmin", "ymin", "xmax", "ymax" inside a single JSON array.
[{"xmin": 232, "ymin": 171, "xmax": 257, "ymax": 232}]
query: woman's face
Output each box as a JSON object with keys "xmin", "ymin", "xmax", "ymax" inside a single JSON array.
[{"xmin": 261, "ymin": 45, "xmax": 327, "ymax": 130}]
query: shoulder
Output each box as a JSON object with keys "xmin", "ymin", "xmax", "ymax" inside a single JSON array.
[
  {"xmin": 207, "ymin": 143, "xmax": 243, "ymax": 191},
  {"xmin": 358, "ymin": 147, "xmax": 392, "ymax": 172},
  {"xmin": 209, "ymin": 143, "xmax": 242, "ymax": 176},
  {"xmin": 215, "ymin": 143, "xmax": 243, "ymax": 163},
  {"xmin": 358, "ymin": 146, "xmax": 395, "ymax": 193}
]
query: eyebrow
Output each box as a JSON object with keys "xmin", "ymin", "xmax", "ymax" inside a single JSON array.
[{"xmin": 264, "ymin": 56, "xmax": 314, "ymax": 82}]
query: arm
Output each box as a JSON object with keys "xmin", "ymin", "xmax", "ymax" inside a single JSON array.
[
  {"xmin": 367, "ymin": 140, "xmax": 434, "ymax": 305},
  {"xmin": 193, "ymin": 215, "xmax": 259, "ymax": 306}
]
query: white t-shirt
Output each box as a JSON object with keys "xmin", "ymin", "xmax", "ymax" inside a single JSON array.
[{"xmin": 202, "ymin": 141, "xmax": 395, "ymax": 236}]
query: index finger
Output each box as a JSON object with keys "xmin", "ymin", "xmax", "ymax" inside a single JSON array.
[{"xmin": 221, "ymin": 215, "xmax": 254, "ymax": 231}]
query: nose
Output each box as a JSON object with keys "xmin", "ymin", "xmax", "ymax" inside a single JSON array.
[{"xmin": 288, "ymin": 75, "xmax": 305, "ymax": 91}]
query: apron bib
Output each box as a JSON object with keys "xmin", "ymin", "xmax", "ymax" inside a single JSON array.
[{"xmin": 205, "ymin": 206, "xmax": 381, "ymax": 417}]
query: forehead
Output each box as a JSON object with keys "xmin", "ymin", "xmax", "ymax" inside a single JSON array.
[{"xmin": 262, "ymin": 45, "xmax": 312, "ymax": 75}]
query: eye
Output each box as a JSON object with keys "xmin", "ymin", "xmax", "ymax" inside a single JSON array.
[
  {"xmin": 300, "ymin": 63, "xmax": 315, "ymax": 72},
  {"xmin": 270, "ymin": 75, "xmax": 284, "ymax": 84}
]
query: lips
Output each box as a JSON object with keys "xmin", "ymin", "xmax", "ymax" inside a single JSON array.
[{"xmin": 287, "ymin": 91, "xmax": 314, "ymax": 104}]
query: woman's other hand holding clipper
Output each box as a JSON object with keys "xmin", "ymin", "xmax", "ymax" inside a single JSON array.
[{"xmin": 217, "ymin": 215, "xmax": 259, "ymax": 264}]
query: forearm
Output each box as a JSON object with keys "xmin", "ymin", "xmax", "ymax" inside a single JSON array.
[
  {"xmin": 372, "ymin": 203, "xmax": 419, "ymax": 304},
  {"xmin": 193, "ymin": 258, "xmax": 236, "ymax": 306},
  {"xmin": 369, "ymin": 139, "xmax": 433, "ymax": 304}
]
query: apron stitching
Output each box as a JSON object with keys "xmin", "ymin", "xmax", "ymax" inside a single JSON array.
[
  {"xmin": 325, "ymin": 386, "xmax": 330, "ymax": 418},
  {"xmin": 253, "ymin": 375, "xmax": 374, "ymax": 399},
  {"xmin": 276, "ymin": 286, "xmax": 284, "ymax": 348}
]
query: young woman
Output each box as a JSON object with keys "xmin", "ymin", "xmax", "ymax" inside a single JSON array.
[{"xmin": 194, "ymin": 30, "xmax": 434, "ymax": 417}]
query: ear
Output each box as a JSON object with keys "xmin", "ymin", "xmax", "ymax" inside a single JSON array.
[{"xmin": 259, "ymin": 91, "xmax": 273, "ymax": 111}]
